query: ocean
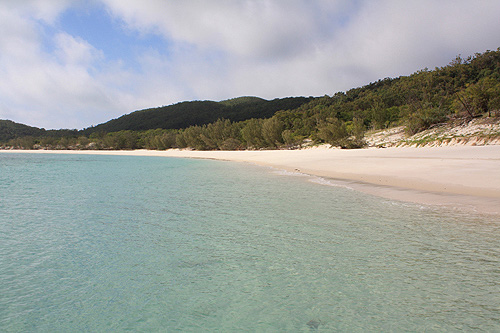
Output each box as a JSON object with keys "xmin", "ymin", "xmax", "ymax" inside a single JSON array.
[{"xmin": 1, "ymin": 153, "xmax": 499, "ymax": 331}]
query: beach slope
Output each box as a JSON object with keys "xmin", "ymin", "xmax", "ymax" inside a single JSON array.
[{"xmin": 3, "ymin": 146, "xmax": 500, "ymax": 213}]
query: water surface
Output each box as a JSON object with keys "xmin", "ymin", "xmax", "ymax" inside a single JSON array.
[{"xmin": 1, "ymin": 153, "xmax": 499, "ymax": 331}]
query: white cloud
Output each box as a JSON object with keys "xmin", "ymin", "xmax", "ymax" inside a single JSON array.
[
  {"xmin": 1, "ymin": 0, "xmax": 75, "ymax": 23},
  {"xmin": 1, "ymin": 0, "xmax": 500, "ymax": 129},
  {"xmin": 54, "ymin": 32, "xmax": 103, "ymax": 66},
  {"xmin": 330, "ymin": 0, "xmax": 500, "ymax": 81},
  {"xmin": 101, "ymin": 0, "xmax": 351, "ymax": 59},
  {"xmin": 101, "ymin": 0, "xmax": 500, "ymax": 96},
  {"xmin": 0, "ymin": 5, "xmax": 40, "ymax": 58},
  {"xmin": 0, "ymin": 2, "xmax": 122, "ymax": 129}
]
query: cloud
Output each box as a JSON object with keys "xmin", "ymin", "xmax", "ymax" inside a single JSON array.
[
  {"xmin": 101, "ymin": 0, "xmax": 500, "ymax": 95},
  {"xmin": 1, "ymin": 0, "xmax": 500, "ymax": 129},
  {"xmin": 332, "ymin": 0, "xmax": 500, "ymax": 79},
  {"xmin": 98, "ymin": 0, "xmax": 363, "ymax": 99},
  {"xmin": 2, "ymin": 0, "xmax": 75, "ymax": 23},
  {"xmin": 54, "ymin": 32, "xmax": 102, "ymax": 65},
  {"xmin": 0, "ymin": 2, "xmax": 121, "ymax": 129},
  {"xmin": 102, "ymin": 0, "xmax": 328, "ymax": 58}
]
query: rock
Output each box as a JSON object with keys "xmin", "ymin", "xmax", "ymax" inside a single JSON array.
[{"xmin": 307, "ymin": 319, "xmax": 321, "ymax": 330}]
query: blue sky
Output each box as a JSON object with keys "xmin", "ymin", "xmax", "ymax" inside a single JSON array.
[
  {"xmin": 56, "ymin": 4, "xmax": 169, "ymax": 71},
  {"xmin": 1, "ymin": 0, "xmax": 500, "ymax": 129}
]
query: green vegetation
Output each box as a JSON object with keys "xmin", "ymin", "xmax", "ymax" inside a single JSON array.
[
  {"xmin": 2, "ymin": 48, "xmax": 500, "ymax": 150},
  {"xmin": 0, "ymin": 120, "xmax": 46, "ymax": 142},
  {"xmin": 0, "ymin": 120, "xmax": 78, "ymax": 146},
  {"xmin": 218, "ymin": 96, "xmax": 267, "ymax": 106},
  {"xmin": 81, "ymin": 97, "xmax": 312, "ymax": 134}
]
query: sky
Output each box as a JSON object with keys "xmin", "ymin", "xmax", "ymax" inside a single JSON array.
[{"xmin": 1, "ymin": 0, "xmax": 500, "ymax": 129}]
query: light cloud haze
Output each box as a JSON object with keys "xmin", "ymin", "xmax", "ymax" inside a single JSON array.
[{"xmin": 1, "ymin": 0, "xmax": 499, "ymax": 129}]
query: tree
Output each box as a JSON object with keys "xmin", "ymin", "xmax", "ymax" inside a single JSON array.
[
  {"xmin": 202, "ymin": 119, "xmax": 239, "ymax": 150},
  {"xmin": 181, "ymin": 126, "xmax": 207, "ymax": 150},
  {"xmin": 454, "ymin": 78, "xmax": 500, "ymax": 119},
  {"xmin": 141, "ymin": 129, "xmax": 177, "ymax": 150},
  {"xmin": 103, "ymin": 131, "xmax": 139, "ymax": 149},
  {"xmin": 317, "ymin": 118, "xmax": 349, "ymax": 148},
  {"xmin": 404, "ymin": 107, "xmax": 447, "ymax": 135},
  {"xmin": 346, "ymin": 117, "xmax": 366, "ymax": 141},
  {"xmin": 261, "ymin": 117, "xmax": 284, "ymax": 148},
  {"xmin": 241, "ymin": 119, "xmax": 265, "ymax": 149},
  {"xmin": 281, "ymin": 130, "xmax": 304, "ymax": 148}
]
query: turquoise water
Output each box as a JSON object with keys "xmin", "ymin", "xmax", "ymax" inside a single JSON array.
[{"xmin": 1, "ymin": 153, "xmax": 499, "ymax": 331}]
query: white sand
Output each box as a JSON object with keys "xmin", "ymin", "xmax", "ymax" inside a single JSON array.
[{"xmin": 3, "ymin": 146, "xmax": 500, "ymax": 214}]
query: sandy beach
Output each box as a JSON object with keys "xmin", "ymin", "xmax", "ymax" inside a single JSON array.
[{"xmin": 2, "ymin": 146, "xmax": 500, "ymax": 214}]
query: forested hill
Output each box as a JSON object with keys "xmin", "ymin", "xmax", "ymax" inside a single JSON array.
[
  {"xmin": 0, "ymin": 120, "xmax": 46, "ymax": 142},
  {"xmin": 82, "ymin": 96, "xmax": 313, "ymax": 134},
  {"xmin": 0, "ymin": 120, "xmax": 78, "ymax": 142},
  {"xmin": 2, "ymin": 48, "xmax": 500, "ymax": 150}
]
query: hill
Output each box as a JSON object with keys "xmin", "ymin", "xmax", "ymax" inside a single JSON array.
[
  {"xmin": 2, "ymin": 48, "xmax": 499, "ymax": 150},
  {"xmin": 218, "ymin": 96, "xmax": 266, "ymax": 106},
  {"xmin": 82, "ymin": 96, "xmax": 313, "ymax": 134},
  {"xmin": 0, "ymin": 120, "xmax": 46, "ymax": 142}
]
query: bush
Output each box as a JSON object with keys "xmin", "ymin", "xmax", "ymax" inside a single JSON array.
[{"xmin": 405, "ymin": 107, "xmax": 448, "ymax": 135}]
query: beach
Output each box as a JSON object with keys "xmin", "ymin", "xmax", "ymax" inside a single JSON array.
[{"xmin": 2, "ymin": 145, "xmax": 500, "ymax": 214}]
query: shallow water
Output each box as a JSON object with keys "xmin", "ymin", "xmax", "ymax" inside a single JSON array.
[{"xmin": 1, "ymin": 153, "xmax": 499, "ymax": 331}]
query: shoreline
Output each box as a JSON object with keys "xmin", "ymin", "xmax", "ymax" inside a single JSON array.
[{"xmin": 2, "ymin": 146, "xmax": 500, "ymax": 215}]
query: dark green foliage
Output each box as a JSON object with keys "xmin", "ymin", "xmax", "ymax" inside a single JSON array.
[
  {"xmin": 103, "ymin": 131, "xmax": 140, "ymax": 150},
  {"xmin": 453, "ymin": 77, "xmax": 500, "ymax": 119},
  {"xmin": 241, "ymin": 118, "xmax": 266, "ymax": 149},
  {"xmin": 82, "ymin": 97, "xmax": 313, "ymax": 134},
  {"xmin": 317, "ymin": 118, "xmax": 349, "ymax": 148},
  {"xmin": 317, "ymin": 116, "xmax": 365, "ymax": 148},
  {"xmin": 178, "ymin": 126, "xmax": 206, "ymax": 150},
  {"xmin": 346, "ymin": 118, "xmax": 366, "ymax": 141},
  {"xmin": 219, "ymin": 138, "xmax": 242, "ymax": 150},
  {"xmin": 261, "ymin": 117, "xmax": 284, "ymax": 148},
  {"xmin": 201, "ymin": 119, "xmax": 241, "ymax": 150},
  {"xmin": 140, "ymin": 129, "xmax": 178, "ymax": 150},
  {"xmin": 0, "ymin": 120, "xmax": 46, "ymax": 142},
  {"xmin": 3, "ymin": 48, "xmax": 500, "ymax": 150},
  {"xmin": 281, "ymin": 130, "xmax": 304, "ymax": 148},
  {"xmin": 0, "ymin": 120, "xmax": 80, "ymax": 147},
  {"xmin": 218, "ymin": 96, "xmax": 266, "ymax": 106},
  {"xmin": 404, "ymin": 107, "xmax": 448, "ymax": 135}
]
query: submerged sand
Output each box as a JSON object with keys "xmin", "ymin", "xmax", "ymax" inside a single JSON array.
[{"xmin": 3, "ymin": 146, "xmax": 500, "ymax": 214}]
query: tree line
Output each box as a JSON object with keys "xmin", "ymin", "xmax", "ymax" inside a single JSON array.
[{"xmin": 2, "ymin": 48, "xmax": 500, "ymax": 150}]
